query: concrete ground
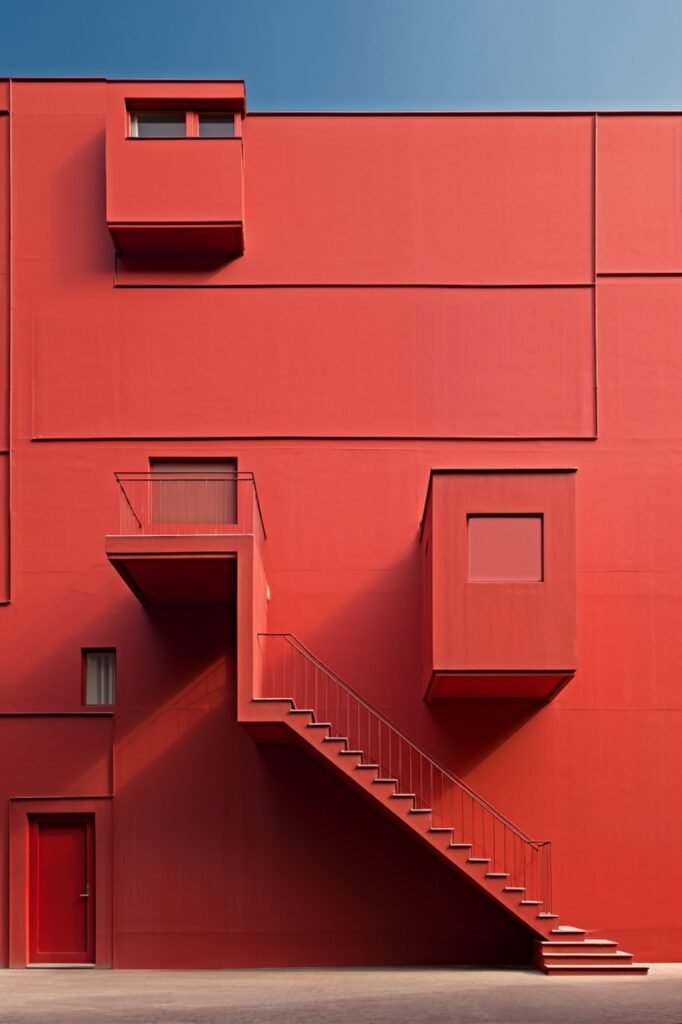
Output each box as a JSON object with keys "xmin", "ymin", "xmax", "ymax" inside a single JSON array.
[{"xmin": 0, "ymin": 966, "xmax": 681, "ymax": 1024}]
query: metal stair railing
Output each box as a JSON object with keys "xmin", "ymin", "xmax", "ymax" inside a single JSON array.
[
  {"xmin": 113, "ymin": 471, "xmax": 266, "ymax": 539},
  {"xmin": 258, "ymin": 632, "xmax": 552, "ymax": 911}
]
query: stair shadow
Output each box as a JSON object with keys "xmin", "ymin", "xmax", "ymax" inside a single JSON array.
[
  {"xmin": 279, "ymin": 544, "xmax": 544, "ymax": 778},
  {"xmin": 254, "ymin": 742, "xmax": 534, "ymax": 967},
  {"xmin": 423, "ymin": 700, "xmax": 542, "ymax": 778}
]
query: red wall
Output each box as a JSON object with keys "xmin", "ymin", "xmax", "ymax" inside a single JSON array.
[{"xmin": 0, "ymin": 82, "xmax": 680, "ymax": 965}]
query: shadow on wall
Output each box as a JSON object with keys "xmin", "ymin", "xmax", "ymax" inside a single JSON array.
[
  {"xmin": 110, "ymin": 677, "xmax": 534, "ymax": 968},
  {"xmin": 52, "ymin": 129, "xmax": 113, "ymax": 273},
  {"xmin": 273, "ymin": 543, "xmax": 544, "ymax": 779},
  {"xmin": 107, "ymin": 602, "xmax": 533, "ymax": 969},
  {"xmin": 424, "ymin": 699, "xmax": 542, "ymax": 779},
  {"xmin": 2, "ymin": 576, "xmax": 229, "ymax": 714},
  {"xmin": 289, "ymin": 545, "xmax": 423, "ymax": 711}
]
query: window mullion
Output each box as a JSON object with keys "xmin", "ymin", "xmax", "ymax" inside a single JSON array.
[{"xmin": 186, "ymin": 111, "xmax": 199, "ymax": 137}]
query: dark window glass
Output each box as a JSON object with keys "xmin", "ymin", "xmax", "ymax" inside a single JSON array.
[
  {"xmin": 131, "ymin": 112, "xmax": 186, "ymax": 138},
  {"xmin": 83, "ymin": 649, "xmax": 116, "ymax": 705},
  {"xmin": 198, "ymin": 114, "xmax": 235, "ymax": 138}
]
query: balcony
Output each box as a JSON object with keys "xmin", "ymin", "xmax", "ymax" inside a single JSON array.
[{"xmin": 105, "ymin": 471, "xmax": 265, "ymax": 604}]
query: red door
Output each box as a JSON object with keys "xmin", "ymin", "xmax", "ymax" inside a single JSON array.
[{"xmin": 28, "ymin": 816, "xmax": 95, "ymax": 965}]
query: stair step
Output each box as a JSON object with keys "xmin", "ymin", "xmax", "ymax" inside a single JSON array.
[
  {"xmin": 307, "ymin": 722, "xmax": 332, "ymax": 729},
  {"xmin": 391, "ymin": 793, "xmax": 417, "ymax": 800},
  {"xmin": 541, "ymin": 940, "xmax": 617, "ymax": 949},
  {"xmin": 373, "ymin": 778, "xmax": 399, "ymax": 784},
  {"xmin": 543, "ymin": 964, "xmax": 649, "ymax": 975},
  {"xmin": 542, "ymin": 952, "xmax": 632, "ymax": 961},
  {"xmin": 429, "ymin": 827, "xmax": 454, "ymax": 834},
  {"xmin": 485, "ymin": 872, "xmax": 509, "ymax": 879},
  {"xmin": 552, "ymin": 926, "xmax": 585, "ymax": 935},
  {"xmin": 504, "ymin": 886, "xmax": 526, "ymax": 892},
  {"xmin": 409, "ymin": 808, "xmax": 432, "ymax": 814},
  {"xmin": 449, "ymin": 843, "xmax": 472, "ymax": 850},
  {"xmin": 468, "ymin": 857, "xmax": 491, "ymax": 864},
  {"xmin": 537, "ymin": 913, "xmax": 559, "ymax": 919},
  {"xmin": 338, "ymin": 750, "xmax": 363, "ymax": 757},
  {"xmin": 520, "ymin": 900, "xmax": 543, "ymax": 906},
  {"xmin": 355, "ymin": 763, "xmax": 379, "ymax": 770},
  {"xmin": 322, "ymin": 736, "xmax": 347, "ymax": 744},
  {"xmin": 290, "ymin": 709, "xmax": 315, "ymax": 716}
]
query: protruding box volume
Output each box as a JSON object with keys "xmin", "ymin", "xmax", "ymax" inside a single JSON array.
[
  {"xmin": 105, "ymin": 82, "xmax": 245, "ymax": 259},
  {"xmin": 421, "ymin": 469, "xmax": 576, "ymax": 700}
]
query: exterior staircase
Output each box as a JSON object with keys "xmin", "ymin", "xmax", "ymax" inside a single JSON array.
[{"xmin": 253, "ymin": 634, "xmax": 649, "ymax": 976}]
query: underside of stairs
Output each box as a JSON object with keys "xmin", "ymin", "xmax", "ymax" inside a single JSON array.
[{"xmin": 247, "ymin": 635, "xmax": 649, "ymax": 976}]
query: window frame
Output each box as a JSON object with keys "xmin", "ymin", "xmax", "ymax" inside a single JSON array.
[
  {"xmin": 466, "ymin": 512, "xmax": 545, "ymax": 583},
  {"xmin": 128, "ymin": 109, "xmax": 240, "ymax": 140},
  {"xmin": 82, "ymin": 648, "xmax": 117, "ymax": 707}
]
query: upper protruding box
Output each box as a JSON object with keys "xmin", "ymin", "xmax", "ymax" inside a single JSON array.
[{"xmin": 105, "ymin": 81, "xmax": 245, "ymax": 259}]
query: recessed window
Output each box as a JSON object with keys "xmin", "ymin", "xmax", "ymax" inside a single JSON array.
[
  {"xmin": 83, "ymin": 649, "xmax": 116, "ymax": 705},
  {"xmin": 128, "ymin": 110, "xmax": 236, "ymax": 139},
  {"xmin": 150, "ymin": 459, "xmax": 238, "ymax": 526},
  {"xmin": 198, "ymin": 113, "xmax": 236, "ymax": 138},
  {"xmin": 130, "ymin": 111, "xmax": 186, "ymax": 138},
  {"xmin": 468, "ymin": 514, "xmax": 543, "ymax": 582}
]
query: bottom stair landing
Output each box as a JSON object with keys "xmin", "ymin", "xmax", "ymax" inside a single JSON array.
[{"xmin": 534, "ymin": 934, "xmax": 649, "ymax": 976}]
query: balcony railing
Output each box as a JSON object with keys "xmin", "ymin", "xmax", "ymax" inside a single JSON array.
[
  {"xmin": 114, "ymin": 472, "xmax": 266, "ymax": 540},
  {"xmin": 258, "ymin": 633, "xmax": 552, "ymax": 912}
]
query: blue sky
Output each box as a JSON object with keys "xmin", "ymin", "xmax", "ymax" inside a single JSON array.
[{"xmin": 2, "ymin": 0, "xmax": 682, "ymax": 111}]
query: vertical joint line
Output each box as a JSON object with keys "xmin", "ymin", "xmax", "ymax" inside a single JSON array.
[{"xmin": 592, "ymin": 112, "xmax": 599, "ymax": 439}]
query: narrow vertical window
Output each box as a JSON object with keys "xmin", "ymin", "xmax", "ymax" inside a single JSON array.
[{"xmin": 83, "ymin": 649, "xmax": 116, "ymax": 705}]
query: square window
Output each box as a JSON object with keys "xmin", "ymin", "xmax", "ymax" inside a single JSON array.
[
  {"xmin": 130, "ymin": 111, "xmax": 186, "ymax": 138},
  {"xmin": 468, "ymin": 514, "xmax": 543, "ymax": 581},
  {"xmin": 83, "ymin": 649, "xmax": 116, "ymax": 705},
  {"xmin": 198, "ymin": 113, "xmax": 235, "ymax": 138}
]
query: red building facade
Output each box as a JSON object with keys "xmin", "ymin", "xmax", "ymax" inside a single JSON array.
[{"xmin": 0, "ymin": 80, "xmax": 679, "ymax": 973}]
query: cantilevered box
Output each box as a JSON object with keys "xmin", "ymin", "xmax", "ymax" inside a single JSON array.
[
  {"xmin": 421, "ymin": 469, "xmax": 576, "ymax": 700},
  {"xmin": 105, "ymin": 81, "xmax": 245, "ymax": 258}
]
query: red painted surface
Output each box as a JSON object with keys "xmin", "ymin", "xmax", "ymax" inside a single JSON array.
[
  {"xmin": 597, "ymin": 115, "xmax": 682, "ymax": 273},
  {"xmin": 0, "ymin": 80, "xmax": 679, "ymax": 968},
  {"xmin": 28, "ymin": 816, "xmax": 95, "ymax": 964},
  {"xmin": 33, "ymin": 287, "xmax": 595, "ymax": 441}
]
